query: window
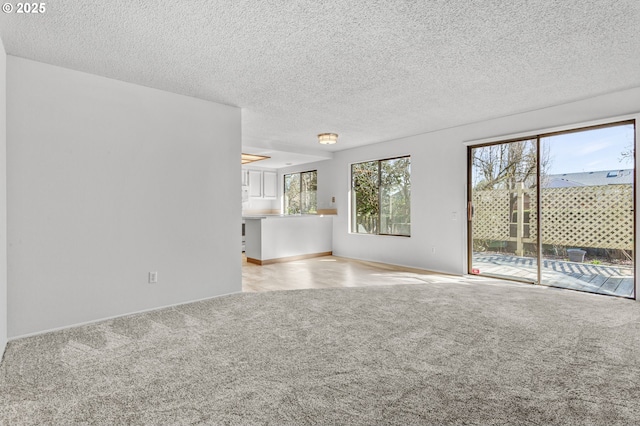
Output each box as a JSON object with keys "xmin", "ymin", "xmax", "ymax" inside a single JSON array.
[
  {"xmin": 284, "ymin": 170, "xmax": 317, "ymax": 214},
  {"xmin": 351, "ymin": 156, "xmax": 411, "ymax": 236}
]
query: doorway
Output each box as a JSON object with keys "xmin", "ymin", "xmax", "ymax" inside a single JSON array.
[{"xmin": 468, "ymin": 121, "xmax": 636, "ymax": 298}]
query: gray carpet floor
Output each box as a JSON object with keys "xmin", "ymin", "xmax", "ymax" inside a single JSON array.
[{"xmin": 1, "ymin": 279, "xmax": 640, "ymax": 425}]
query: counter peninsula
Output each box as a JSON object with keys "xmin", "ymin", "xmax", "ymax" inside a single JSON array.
[{"xmin": 243, "ymin": 215, "xmax": 333, "ymax": 265}]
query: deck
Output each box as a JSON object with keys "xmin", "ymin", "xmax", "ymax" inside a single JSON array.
[{"xmin": 472, "ymin": 253, "xmax": 635, "ymax": 298}]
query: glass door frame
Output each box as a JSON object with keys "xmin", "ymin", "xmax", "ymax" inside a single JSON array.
[{"xmin": 467, "ymin": 119, "xmax": 637, "ymax": 299}]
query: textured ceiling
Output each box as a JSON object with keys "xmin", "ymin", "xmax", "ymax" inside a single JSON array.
[{"xmin": 1, "ymin": 0, "xmax": 639, "ymax": 156}]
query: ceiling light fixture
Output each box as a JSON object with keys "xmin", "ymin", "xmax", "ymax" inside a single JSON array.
[
  {"xmin": 318, "ymin": 133, "xmax": 338, "ymax": 145},
  {"xmin": 241, "ymin": 153, "xmax": 270, "ymax": 164}
]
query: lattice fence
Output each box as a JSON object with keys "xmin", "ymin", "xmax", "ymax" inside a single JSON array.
[
  {"xmin": 472, "ymin": 184, "xmax": 633, "ymax": 250},
  {"xmin": 473, "ymin": 189, "xmax": 511, "ymax": 240}
]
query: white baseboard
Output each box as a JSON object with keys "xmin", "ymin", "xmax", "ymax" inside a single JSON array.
[
  {"xmin": 9, "ymin": 290, "xmax": 242, "ymax": 341},
  {"xmin": 331, "ymin": 253, "xmax": 461, "ymax": 277}
]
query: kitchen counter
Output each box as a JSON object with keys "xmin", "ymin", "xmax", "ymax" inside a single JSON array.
[
  {"xmin": 242, "ymin": 214, "xmax": 329, "ymax": 219},
  {"xmin": 244, "ymin": 215, "xmax": 333, "ymax": 265}
]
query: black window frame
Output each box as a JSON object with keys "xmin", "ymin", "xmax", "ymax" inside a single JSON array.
[
  {"xmin": 283, "ymin": 170, "xmax": 318, "ymax": 215},
  {"xmin": 351, "ymin": 155, "xmax": 411, "ymax": 237}
]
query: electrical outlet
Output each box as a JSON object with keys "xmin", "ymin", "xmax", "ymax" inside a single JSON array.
[
  {"xmin": 149, "ymin": 271, "xmax": 158, "ymax": 284},
  {"xmin": 431, "ymin": 247, "xmax": 436, "ymax": 254}
]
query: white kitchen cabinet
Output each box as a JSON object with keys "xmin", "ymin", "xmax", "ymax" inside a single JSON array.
[
  {"xmin": 248, "ymin": 170, "xmax": 263, "ymax": 198},
  {"xmin": 246, "ymin": 169, "xmax": 278, "ymax": 199},
  {"xmin": 262, "ymin": 171, "xmax": 277, "ymax": 199}
]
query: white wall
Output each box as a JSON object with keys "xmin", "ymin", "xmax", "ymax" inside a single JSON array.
[
  {"xmin": 7, "ymin": 57, "xmax": 241, "ymax": 337},
  {"xmin": 0, "ymin": 39, "xmax": 7, "ymax": 356},
  {"xmin": 330, "ymin": 136, "xmax": 465, "ymax": 274},
  {"xmin": 329, "ymin": 88, "xmax": 640, "ymax": 278}
]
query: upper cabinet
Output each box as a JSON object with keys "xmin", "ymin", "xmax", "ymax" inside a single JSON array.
[
  {"xmin": 241, "ymin": 169, "xmax": 249, "ymax": 187},
  {"xmin": 262, "ymin": 171, "xmax": 277, "ymax": 199},
  {"xmin": 248, "ymin": 170, "xmax": 263, "ymax": 198},
  {"xmin": 244, "ymin": 169, "xmax": 277, "ymax": 199}
]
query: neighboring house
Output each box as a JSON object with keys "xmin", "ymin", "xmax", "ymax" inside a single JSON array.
[{"xmin": 543, "ymin": 169, "xmax": 633, "ymax": 188}]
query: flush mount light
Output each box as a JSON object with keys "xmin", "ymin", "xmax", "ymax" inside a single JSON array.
[
  {"xmin": 241, "ymin": 153, "xmax": 270, "ymax": 164},
  {"xmin": 318, "ymin": 133, "xmax": 338, "ymax": 145}
]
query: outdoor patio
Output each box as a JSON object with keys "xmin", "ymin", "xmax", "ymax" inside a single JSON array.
[{"xmin": 472, "ymin": 253, "xmax": 634, "ymax": 298}]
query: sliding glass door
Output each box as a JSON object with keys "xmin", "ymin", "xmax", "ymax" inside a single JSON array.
[
  {"xmin": 468, "ymin": 121, "xmax": 636, "ymax": 299},
  {"xmin": 469, "ymin": 139, "xmax": 538, "ymax": 282},
  {"xmin": 539, "ymin": 124, "xmax": 635, "ymax": 297}
]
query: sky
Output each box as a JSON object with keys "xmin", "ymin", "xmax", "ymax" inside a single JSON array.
[{"xmin": 544, "ymin": 123, "xmax": 635, "ymax": 175}]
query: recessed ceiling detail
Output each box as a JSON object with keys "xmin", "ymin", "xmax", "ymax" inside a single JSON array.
[{"xmin": 241, "ymin": 153, "xmax": 270, "ymax": 164}]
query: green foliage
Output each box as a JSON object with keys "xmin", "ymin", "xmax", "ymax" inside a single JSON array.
[
  {"xmin": 301, "ymin": 170, "xmax": 317, "ymax": 214},
  {"xmin": 352, "ymin": 157, "xmax": 410, "ymax": 235},
  {"xmin": 285, "ymin": 171, "xmax": 317, "ymax": 214},
  {"xmin": 284, "ymin": 173, "xmax": 301, "ymax": 214},
  {"xmin": 381, "ymin": 157, "xmax": 411, "ymax": 235}
]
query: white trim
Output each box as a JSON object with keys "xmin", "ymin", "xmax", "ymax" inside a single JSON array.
[
  {"xmin": 332, "ymin": 254, "xmax": 460, "ymax": 278},
  {"xmin": 8, "ymin": 290, "xmax": 242, "ymax": 341},
  {"xmin": 463, "ymin": 113, "xmax": 639, "ymax": 146}
]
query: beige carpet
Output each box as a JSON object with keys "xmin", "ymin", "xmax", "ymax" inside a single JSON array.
[{"xmin": 1, "ymin": 278, "xmax": 639, "ymax": 424}]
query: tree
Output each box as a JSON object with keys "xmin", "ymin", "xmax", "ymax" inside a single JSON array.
[
  {"xmin": 380, "ymin": 157, "xmax": 411, "ymax": 234},
  {"xmin": 471, "ymin": 140, "xmax": 550, "ymax": 249},
  {"xmin": 284, "ymin": 173, "xmax": 301, "ymax": 214},
  {"xmin": 352, "ymin": 157, "xmax": 411, "ymax": 235},
  {"xmin": 284, "ymin": 171, "xmax": 317, "ymax": 214},
  {"xmin": 620, "ymin": 144, "xmax": 634, "ymax": 164},
  {"xmin": 352, "ymin": 161, "xmax": 379, "ymax": 233},
  {"xmin": 472, "ymin": 140, "xmax": 550, "ymax": 191}
]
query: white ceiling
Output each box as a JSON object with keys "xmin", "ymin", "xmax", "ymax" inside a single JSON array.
[{"xmin": 1, "ymin": 1, "xmax": 639, "ymax": 164}]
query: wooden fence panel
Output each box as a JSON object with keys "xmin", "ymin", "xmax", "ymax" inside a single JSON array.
[
  {"xmin": 540, "ymin": 185, "xmax": 633, "ymax": 250},
  {"xmin": 472, "ymin": 189, "xmax": 510, "ymax": 240},
  {"xmin": 472, "ymin": 184, "xmax": 633, "ymax": 250}
]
